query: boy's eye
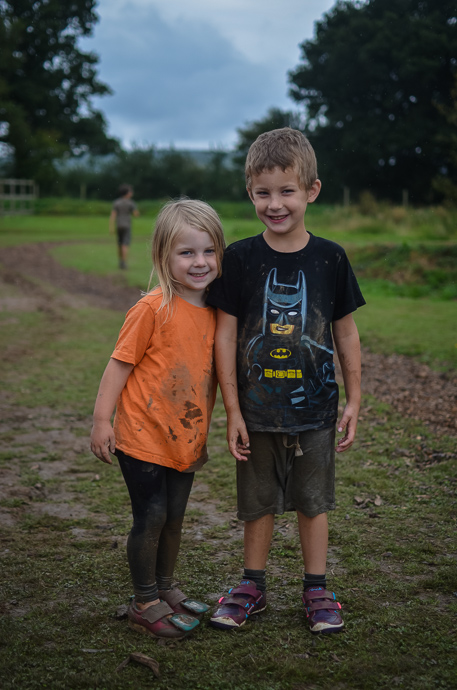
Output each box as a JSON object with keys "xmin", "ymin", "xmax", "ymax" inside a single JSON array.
[
  {"xmin": 288, "ymin": 311, "xmax": 298, "ymax": 316},
  {"xmin": 270, "ymin": 309, "xmax": 280, "ymax": 315}
]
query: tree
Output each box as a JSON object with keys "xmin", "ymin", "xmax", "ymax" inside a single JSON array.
[
  {"xmin": 432, "ymin": 73, "xmax": 457, "ymax": 205},
  {"xmin": 289, "ymin": 0, "xmax": 457, "ymax": 203},
  {"xmin": 0, "ymin": 0, "xmax": 117, "ymax": 188},
  {"xmin": 234, "ymin": 107, "xmax": 305, "ymax": 170}
]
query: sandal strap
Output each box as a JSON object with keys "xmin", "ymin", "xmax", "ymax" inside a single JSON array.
[
  {"xmin": 305, "ymin": 599, "xmax": 342, "ymax": 613},
  {"xmin": 302, "ymin": 588, "xmax": 336, "ymax": 604},
  {"xmin": 218, "ymin": 595, "xmax": 252, "ymax": 609},
  {"xmin": 159, "ymin": 587, "xmax": 187, "ymax": 608},
  {"xmin": 139, "ymin": 600, "xmax": 174, "ymax": 625},
  {"xmin": 228, "ymin": 582, "xmax": 261, "ymax": 598}
]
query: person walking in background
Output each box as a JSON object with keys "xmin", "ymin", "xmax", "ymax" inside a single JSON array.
[
  {"xmin": 109, "ymin": 183, "xmax": 140, "ymax": 269},
  {"xmin": 91, "ymin": 198, "xmax": 225, "ymax": 639}
]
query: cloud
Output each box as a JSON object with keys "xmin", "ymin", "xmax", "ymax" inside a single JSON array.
[{"xmin": 83, "ymin": 0, "xmax": 334, "ymax": 148}]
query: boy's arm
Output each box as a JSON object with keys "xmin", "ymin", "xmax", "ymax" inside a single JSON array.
[
  {"xmin": 332, "ymin": 313, "xmax": 362, "ymax": 453},
  {"xmin": 90, "ymin": 358, "xmax": 134, "ymax": 464},
  {"xmin": 109, "ymin": 209, "xmax": 117, "ymax": 234},
  {"xmin": 215, "ymin": 309, "xmax": 250, "ymax": 461}
]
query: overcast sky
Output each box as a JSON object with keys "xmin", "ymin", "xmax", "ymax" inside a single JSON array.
[{"xmin": 82, "ymin": 0, "xmax": 335, "ymax": 150}]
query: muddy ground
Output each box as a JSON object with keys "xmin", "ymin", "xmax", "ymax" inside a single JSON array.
[{"xmin": 0, "ymin": 242, "xmax": 456, "ymax": 533}]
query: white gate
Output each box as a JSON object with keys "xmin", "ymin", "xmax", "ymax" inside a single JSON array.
[{"xmin": 0, "ymin": 178, "xmax": 38, "ymax": 215}]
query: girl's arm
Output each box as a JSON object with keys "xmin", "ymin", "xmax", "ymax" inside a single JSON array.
[
  {"xmin": 215, "ymin": 309, "xmax": 250, "ymax": 461},
  {"xmin": 90, "ymin": 358, "xmax": 134, "ymax": 464},
  {"xmin": 332, "ymin": 313, "xmax": 362, "ymax": 453}
]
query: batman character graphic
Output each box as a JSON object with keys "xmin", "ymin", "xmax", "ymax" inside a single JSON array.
[{"xmin": 245, "ymin": 268, "xmax": 336, "ymax": 411}]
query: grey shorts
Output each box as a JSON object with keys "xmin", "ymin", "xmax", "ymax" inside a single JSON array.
[
  {"xmin": 236, "ymin": 426, "xmax": 336, "ymax": 521},
  {"xmin": 116, "ymin": 227, "xmax": 131, "ymax": 246}
]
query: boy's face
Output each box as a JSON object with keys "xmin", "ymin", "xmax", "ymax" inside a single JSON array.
[{"xmin": 248, "ymin": 167, "xmax": 321, "ymax": 242}]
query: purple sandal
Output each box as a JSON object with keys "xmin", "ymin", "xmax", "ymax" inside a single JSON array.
[
  {"xmin": 209, "ymin": 580, "xmax": 267, "ymax": 630},
  {"xmin": 302, "ymin": 586, "xmax": 344, "ymax": 634}
]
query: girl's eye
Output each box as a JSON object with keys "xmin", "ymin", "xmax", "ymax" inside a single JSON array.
[{"xmin": 205, "ymin": 248, "xmax": 215, "ymax": 254}]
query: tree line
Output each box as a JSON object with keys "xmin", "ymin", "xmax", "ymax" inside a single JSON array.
[{"xmin": 1, "ymin": 0, "xmax": 456, "ymax": 204}]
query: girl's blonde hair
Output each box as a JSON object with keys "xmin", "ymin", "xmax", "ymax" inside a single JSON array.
[{"xmin": 149, "ymin": 198, "xmax": 225, "ymax": 311}]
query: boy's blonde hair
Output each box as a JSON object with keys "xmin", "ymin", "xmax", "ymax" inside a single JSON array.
[
  {"xmin": 150, "ymin": 198, "xmax": 225, "ymax": 310},
  {"xmin": 245, "ymin": 127, "xmax": 318, "ymax": 191}
]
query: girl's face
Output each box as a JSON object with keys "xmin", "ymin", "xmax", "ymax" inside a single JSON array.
[{"xmin": 169, "ymin": 224, "xmax": 218, "ymax": 305}]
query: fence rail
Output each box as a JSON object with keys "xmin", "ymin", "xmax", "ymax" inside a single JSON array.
[{"xmin": 0, "ymin": 178, "xmax": 38, "ymax": 215}]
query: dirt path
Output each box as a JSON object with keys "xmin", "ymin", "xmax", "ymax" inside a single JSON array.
[
  {"xmin": 0, "ymin": 242, "xmax": 456, "ymax": 531},
  {"xmin": 1, "ymin": 242, "xmax": 456, "ymax": 435}
]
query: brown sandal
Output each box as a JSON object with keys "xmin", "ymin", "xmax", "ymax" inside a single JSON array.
[
  {"xmin": 158, "ymin": 587, "xmax": 209, "ymax": 619},
  {"xmin": 128, "ymin": 598, "xmax": 199, "ymax": 638}
]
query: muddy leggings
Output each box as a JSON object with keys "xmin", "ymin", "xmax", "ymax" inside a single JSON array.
[{"xmin": 117, "ymin": 450, "xmax": 194, "ymax": 603}]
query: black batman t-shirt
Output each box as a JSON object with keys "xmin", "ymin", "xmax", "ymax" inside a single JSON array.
[{"xmin": 207, "ymin": 232, "xmax": 365, "ymax": 433}]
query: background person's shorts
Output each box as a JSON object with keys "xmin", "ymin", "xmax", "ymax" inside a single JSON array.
[
  {"xmin": 116, "ymin": 227, "xmax": 132, "ymax": 246},
  {"xmin": 236, "ymin": 426, "xmax": 336, "ymax": 521}
]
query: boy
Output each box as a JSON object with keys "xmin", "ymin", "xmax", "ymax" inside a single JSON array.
[
  {"xmin": 206, "ymin": 128, "xmax": 365, "ymax": 634},
  {"xmin": 109, "ymin": 184, "xmax": 140, "ymax": 269}
]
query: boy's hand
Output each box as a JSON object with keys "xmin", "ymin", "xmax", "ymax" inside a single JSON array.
[
  {"xmin": 90, "ymin": 421, "xmax": 116, "ymax": 464},
  {"xmin": 226, "ymin": 412, "xmax": 250, "ymax": 461},
  {"xmin": 336, "ymin": 403, "xmax": 359, "ymax": 453}
]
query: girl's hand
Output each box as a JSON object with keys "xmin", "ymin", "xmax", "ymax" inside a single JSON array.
[
  {"xmin": 226, "ymin": 412, "xmax": 250, "ymax": 461},
  {"xmin": 90, "ymin": 421, "xmax": 116, "ymax": 464}
]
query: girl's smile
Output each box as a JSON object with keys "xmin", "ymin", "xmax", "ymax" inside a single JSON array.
[{"xmin": 170, "ymin": 224, "xmax": 218, "ymax": 305}]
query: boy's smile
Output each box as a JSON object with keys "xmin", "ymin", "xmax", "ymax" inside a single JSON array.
[{"xmin": 248, "ymin": 167, "xmax": 321, "ymax": 250}]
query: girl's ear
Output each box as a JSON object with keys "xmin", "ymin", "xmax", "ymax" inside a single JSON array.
[{"xmin": 307, "ymin": 179, "xmax": 321, "ymax": 203}]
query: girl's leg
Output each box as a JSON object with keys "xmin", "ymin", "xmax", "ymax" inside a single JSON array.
[
  {"xmin": 155, "ymin": 467, "xmax": 194, "ymax": 587},
  {"xmin": 118, "ymin": 453, "xmax": 169, "ymax": 604}
]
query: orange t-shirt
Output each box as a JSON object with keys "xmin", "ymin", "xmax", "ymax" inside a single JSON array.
[{"xmin": 112, "ymin": 290, "xmax": 217, "ymax": 472}]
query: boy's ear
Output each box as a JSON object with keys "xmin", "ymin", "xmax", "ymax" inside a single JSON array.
[
  {"xmin": 246, "ymin": 187, "xmax": 254, "ymax": 203},
  {"xmin": 307, "ymin": 179, "xmax": 322, "ymax": 203}
]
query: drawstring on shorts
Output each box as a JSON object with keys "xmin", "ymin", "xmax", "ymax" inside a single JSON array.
[{"xmin": 282, "ymin": 434, "xmax": 303, "ymax": 456}]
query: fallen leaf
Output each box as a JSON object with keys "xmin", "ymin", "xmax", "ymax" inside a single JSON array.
[
  {"xmin": 116, "ymin": 652, "xmax": 160, "ymax": 677},
  {"xmin": 374, "ymin": 495, "xmax": 383, "ymax": 506}
]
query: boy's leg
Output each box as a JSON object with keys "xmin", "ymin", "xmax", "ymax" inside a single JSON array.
[
  {"xmin": 297, "ymin": 511, "xmax": 328, "ymax": 574},
  {"xmin": 210, "ymin": 434, "xmax": 279, "ymax": 629},
  {"xmin": 244, "ymin": 513, "xmax": 275, "ymax": 570},
  {"xmin": 291, "ymin": 429, "xmax": 343, "ymax": 633},
  {"xmin": 298, "ymin": 510, "xmax": 343, "ymax": 634}
]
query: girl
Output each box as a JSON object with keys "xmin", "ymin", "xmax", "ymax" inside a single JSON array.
[{"xmin": 90, "ymin": 199, "xmax": 225, "ymax": 639}]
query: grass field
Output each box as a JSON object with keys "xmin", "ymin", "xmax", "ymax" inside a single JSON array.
[
  {"xmin": 0, "ymin": 202, "xmax": 456, "ymax": 689},
  {"xmin": 2, "ymin": 200, "xmax": 456, "ymax": 368}
]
